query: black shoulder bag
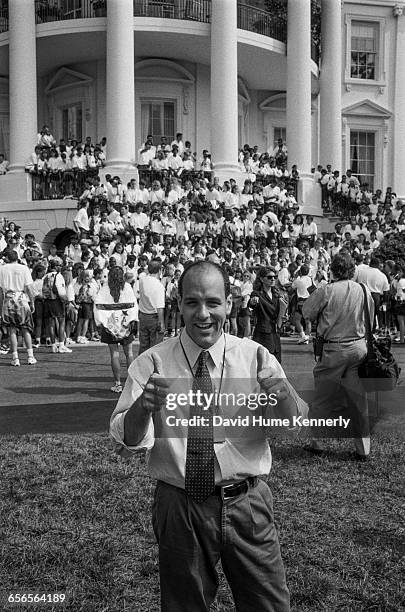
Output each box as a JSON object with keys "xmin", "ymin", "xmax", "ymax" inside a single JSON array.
[{"xmin": 358, "ymin": 283, "xmax": 401, "ymax": 391}]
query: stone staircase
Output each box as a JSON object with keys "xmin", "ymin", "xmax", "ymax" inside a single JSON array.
[{"xmin": 318, "ymin": 210, "xmax": 345, "ymax": 234}]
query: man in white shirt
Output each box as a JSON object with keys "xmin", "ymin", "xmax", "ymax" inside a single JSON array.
[
  {"xmin": 151, "ymin": 150, "xmax": 169, "ymax": 173},
  {"xmin": 25, "ymin": 146, "xmax": 42, "ymax": 173},
  {"xmin": 271, "ymin": 137, "xmax": 288, "ymax": 161},
  {"xmin": 98, "ymin": 212, "xmax": 116, "ymax": 241},
  {"xmin": 344, "ymin": 218, "xmax": 362, "ymax": 239},
  {"xmin": 0, "ymin": 249, "xmax": 36, "ymax": 366},
  {"xmin": 107, "ymin": 177, "xmax": 126, "ymax": 205},
  {"xmin": 106, "ymin": 201, "xmax": 121, "ymax": 226},
  {"xmin": 72, "ymin": 148, "xmax": 87, "ymax": 171},
  {"xmin": 262, "ymin": 179, "xmax": 280, "ymax": 205},
  {"xmin": 138, "ymin": 259, "xmax": 165, "ymax": 354},
  {"xmin": 301, "ymin": 216, "xmax": 318, "ymax": 244},
  {"xmin": 110, "ymin": 260, "xmax": 306, "ymax": 612},
  {"xmin": 130, "ymin": 180, "xmax": 150, "ymax": 208},
  {"xmin": 309, "ymin": 238, "xmax": 330, "ymax": 265},
  {"xmin": 37, "ymin": 125, "xmax": 56, "ymax": 149},
  {"xmin": 138, "ymin": 142, "xmax": 155, "ymax": 167},
  {"xmin": 149, "ymin": 180, "xmax": 166, "ymax": 206},
  {"xmin": 167, "ymin": 146, "xmax": 184, "ymax": 176},
  {"xmin": 129, "ymin": 203, "xmax": 150, "ymax": 234},
  {"xmin": 64, "ymin": 235, "xmax": 82, "ymax": 264},
  {"xmin": 170, "ymin": 132, "xmax": 184, "ymax": 155},
  {"xmin": 355, "ymin": 255, "xmax": 389, "ymax": 330}
]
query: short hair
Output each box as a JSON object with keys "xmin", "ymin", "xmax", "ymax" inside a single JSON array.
[
  {"xmin": 147, "ymin": 259, "xmax": 162, "ymax": 275},
  {"xmin": 178, "ymin": 261, "xmax": 230, "ymax": 299},
  {"xmin": 4, "ymin": 248, "xmax": 18, "ymax": 262},
  {"xmin": 330, "ymin": 252, "xmax": 355, "ymax": 280},
  {"xmin": 300, "ymin": 264, "xmax": 310, "ymax": 276},
  {"xmin": 370, "ymin": 256, "xmax": 381, "ymax": 268}
]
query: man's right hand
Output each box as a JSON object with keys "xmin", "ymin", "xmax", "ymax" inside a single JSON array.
[{"xmin": 140, "ymin": 353, "xmax": 170, "ymax": 414}]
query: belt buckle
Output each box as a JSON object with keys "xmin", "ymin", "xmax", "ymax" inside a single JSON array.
[
  {"xmin": 220, "ymin": 483, "xmax": 234, "ymax": 501},
  {"xmin": 220, "ymin": 480, "xmax": 248, "ymax": 501}
]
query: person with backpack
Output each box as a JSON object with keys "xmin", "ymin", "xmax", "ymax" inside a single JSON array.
[{"xmin": 42, "ymin": 258, "xmax": 72, "ymax": 354}]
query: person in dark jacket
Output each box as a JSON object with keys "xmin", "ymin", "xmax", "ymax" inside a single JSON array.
[{"xmin": 249, "ymin": 266, "xmax": 283, "ymax": 363}]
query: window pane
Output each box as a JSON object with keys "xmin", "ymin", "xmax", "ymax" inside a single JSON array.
[
  {"xmin": 151, "ymin": 104, "xmax": 161, "ymax": 137},
  {"xmin": 274, "ymin": 127, "xmax": 286, "ymax": 149},
  {"xmin": 163, "ymin": 102, "xmax": 175, "ymax": 142},
  {"xmin": 350, "ymin": 131, "xmax": 375, "ymax": 190},
  {"xmin": 141, "ymin": 100, "xmax": 176, "ymax": 144},
  {"xmin": 62, "ymin": 103, "xmax": 82, "ymax": 142},
  {"xmin": 351, "ymin": 21, "xmax": 377, "ymax": 80}
]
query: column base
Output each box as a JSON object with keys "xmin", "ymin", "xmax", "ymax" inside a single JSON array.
[
  {"xmin": 0, "ymin": 172, "xmax": 32, "ymax": 202},
  {"xmin": 297, "ymin": 173, "xmax": 322, "ymax": 217},
  {"xmin": 100, "ymin": 166, "xmax": 138, "ymax": 186}
]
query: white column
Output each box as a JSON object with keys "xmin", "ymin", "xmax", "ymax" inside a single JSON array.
[
  {"xmin": 286, "ymin": 0, "xmax": 312, "ymax": 174},
  {"xmin": 393, "ymin": 7, "xmax": 405, "ymax": 198},
  {"xmin": 319, "ymin": 0, "xmax": 342, "ymax": 169},
  {"xmin": 286, "ymin": 0, "xmax": 321, "ymax": 214},
  {"xmin": 105, "ymin": 0, "xmax": 135, "ymax": 169},
  {"xmin": 8, "ymin": 0, "xmax": 37, "ymax": 172},
  {"xmin": 210, "ymin": 0, "xmax": 240, "ymax": 176}
]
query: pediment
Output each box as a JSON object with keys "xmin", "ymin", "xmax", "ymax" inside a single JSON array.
[
  {"xmin": 45, "ymin": 68, "xmax": 93, "ymax": 94},
  {"xmin": 342, "ymin": 99, "xmax": 391, "ymax": 118},
  {"xmin": 135, "ymin": 59, "xmax": 194, "ymax": 83}
]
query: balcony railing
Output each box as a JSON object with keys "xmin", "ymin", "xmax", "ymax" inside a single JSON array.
[
  {"xmin": 134, "ymin": 0, "xmax": 210, "ymax": 22},
  {"xmin": 0, "ymin": 0, "xmax": 320, "ymax": 62},
  {"xmin": 35, "ymin": 0, "xmax": 99, "ymax": 24},
  {"xmin": 238, "ymin": 3, "xmax": 286, "ymax": 44}
]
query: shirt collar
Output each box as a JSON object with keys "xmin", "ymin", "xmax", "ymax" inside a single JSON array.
[{"xmin": 180, "ymin": 329, "xmax": 225, "ymax": 370}]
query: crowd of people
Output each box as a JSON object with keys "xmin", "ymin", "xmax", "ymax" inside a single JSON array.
[
  {"xmin": 1, "ymin": 130, "xmax": 405, "ymax": 386},
  {"xmin": 22, "ymin": 126, "xmax": 107, "ymax": 199},
  {"xmin": 1, "ymin": 131, "xmax": 404, "ymax": 611}
]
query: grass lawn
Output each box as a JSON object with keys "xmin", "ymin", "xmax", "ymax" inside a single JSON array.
[{"xmin": 1, "ymin": 433, "xmax": 404, "ymax": 612}]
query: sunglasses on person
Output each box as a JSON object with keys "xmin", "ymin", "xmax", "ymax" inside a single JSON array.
[{"xmin": 265, "ymin": 275, "xmax": 276, "ymax": 280}]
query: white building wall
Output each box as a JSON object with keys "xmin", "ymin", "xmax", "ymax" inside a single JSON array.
[{"xmin": 342, "ymin": 2, "xmax": 396, "ymax": 192}]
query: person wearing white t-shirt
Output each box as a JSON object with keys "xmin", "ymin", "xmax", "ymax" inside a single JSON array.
[
  {"xmin": 138, "ymin": 259, "xmax": 165, "ymax": 354},
  {"xmin": 355, "ymin": 256, "xmax": 389, "ymax": 330},
  {"xmin": 138, "ymin": 142, "xmax": 155, "ymax": 166},
  {"xmin": 170, "ymin": 133, "xmax": 184, "ymax": 155},
  {"xmin": 73, "ymin": 201, "xmax": 90, "ymax": 237},
  {"xmin": 291, "ymin": 264, "xmax": 313, "ymax": 344},
  {"xmin": 301, "ymin": 216, "xmax": 318, "ymax": 243},
  {"xmin": 151, "ymin": 151, "xmax": 169, "ymax": 173},
  {"xmin": 0, "ymin": 250, "xmax": 37, "ymax": 366},
  {"xmin": 129, "ymin": 203, "xmax": 150, "ymax": 234},
  {"xmin": 167, "ymin": 148, "xmax": 183, "ymax": 176}
]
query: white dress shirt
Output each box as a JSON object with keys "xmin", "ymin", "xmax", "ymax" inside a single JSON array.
[{"xmin": 110, "ymin": 331, "xmax": 307, "ymax": 487}]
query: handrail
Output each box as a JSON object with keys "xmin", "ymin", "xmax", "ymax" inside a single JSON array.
[
  {"xmin": 237, "ymin": 2, "xmax": 286, "ymax": 44},
  {"xmin": 0, "ymin": 1, "xmax": 320, "ymax": 62}
]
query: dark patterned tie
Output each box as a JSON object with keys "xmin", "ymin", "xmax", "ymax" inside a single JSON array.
[{"xmin": 185, "ymin": 351, "xmax": 215, "ymax": 503}]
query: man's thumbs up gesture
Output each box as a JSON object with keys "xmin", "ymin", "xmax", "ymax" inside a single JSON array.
[{"xmin": 141, "ymin": 353, "xmax": 170, "ymax": 413}]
